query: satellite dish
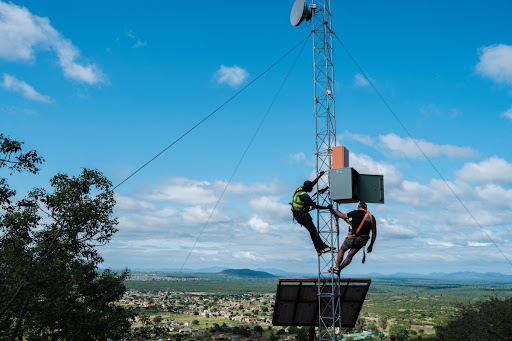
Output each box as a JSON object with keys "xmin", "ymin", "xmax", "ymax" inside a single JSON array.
[{"xmin": 290, "ymin": 0, "xmax": 312, "ymax": 26}]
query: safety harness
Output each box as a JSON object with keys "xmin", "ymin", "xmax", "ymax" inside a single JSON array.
[
  {"xmin": 347, "ymin": 209, "xmax": 374, "ymax": 264},
  {"xmin": 347, "ymin": 209, "xmax": 374, "ymax": 238}
]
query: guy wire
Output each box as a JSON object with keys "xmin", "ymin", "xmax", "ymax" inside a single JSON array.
[{"xmin": 332, "ymin": 31, "xmax": 512, "ymax": 269}]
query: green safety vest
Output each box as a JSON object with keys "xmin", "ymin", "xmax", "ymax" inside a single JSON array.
[{"xmin": 291, "ymin": 186, "xmax": 308, "ymax": 212}]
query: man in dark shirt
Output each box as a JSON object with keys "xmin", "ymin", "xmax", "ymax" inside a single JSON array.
[
  {"xmin": 291, "ymin": 171, "xmax": 334, "ymax": 255},
  {"xmin": 328, "ymin": 202, "xmax": 377, "ymax": 275}
]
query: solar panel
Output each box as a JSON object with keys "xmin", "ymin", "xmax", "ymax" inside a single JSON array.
[{"xmin": 272, "ymin": 278, "xmax": 371, "ymax": 328}]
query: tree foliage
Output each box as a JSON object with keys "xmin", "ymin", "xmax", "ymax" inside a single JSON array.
[
  {"xmin": 379, "ymin": 316, "xmax": 388, "ymax": 330},
  {"xmin": 0, "ymin": 134, "xmax": 133, "ymax": 340},
  {"xmin": 388, "ymin": 325, "xmax": 410, "ymax": 341},
  {"xmin": 437, "ymin": 297, "xmax": 512, "ymax": 341}
]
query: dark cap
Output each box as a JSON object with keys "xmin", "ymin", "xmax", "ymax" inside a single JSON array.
[{"xmin": 303, "ymin": 180, "xmax": 313, "ymax": 191}]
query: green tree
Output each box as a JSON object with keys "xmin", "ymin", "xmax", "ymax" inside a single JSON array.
[
  {"xmin": 254, "ymin": 325, "xmax": 263, "ymax": 335},
  {"xmin": 288, "ymin": 326, "xmax": 299, "ymax": 334},
  {"xmin": 379, "ymin": 316, "xmax": 388, "ymax": 331},
  {"xmin": 355, "ymin": 317, "xmax": 366, "ymax": 332},
  {"xmin": 439, "ymin": 297, "xmax": 512, "ymax": 341},
  {"xmin": 295, "ymin": 327, "xmax": 308, "ymax": 341},
  {"xmin": 0, "ymin": 134, "xmax": 132, "ymax": 340},
  {"xmin": 389, "ymin": 325, "xmax": 410, "ymax": 341}
]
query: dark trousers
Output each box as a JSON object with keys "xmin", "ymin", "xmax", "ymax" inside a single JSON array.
[{"xmin": 293, "ymin": 211, "xmax": 325, "ymax": 250}]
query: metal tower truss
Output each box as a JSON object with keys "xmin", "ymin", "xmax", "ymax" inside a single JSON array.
[{"xmin": 311, "ymin": 1, "xmax": 339, "ymax": 341}]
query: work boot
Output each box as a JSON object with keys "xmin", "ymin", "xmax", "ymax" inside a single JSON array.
[
  {"xmin": 328, "ymin": 267, "xmax": 341, "ymax": 276},
  {"xmin": 317, "ymin": 246, "xmax": 333, "ymax": 256}
]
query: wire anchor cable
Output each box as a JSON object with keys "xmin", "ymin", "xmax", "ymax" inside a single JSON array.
[
  {"xmin": 113, "ymin": 33, "xmax": 312, "ymax": 191},
  {"xmin": 179, "ymin": 34, "xmax": 312, "ymax": 273},
  {"xmin": 332, "ymin": 31, "xmax": 512, "ymax": 270}
]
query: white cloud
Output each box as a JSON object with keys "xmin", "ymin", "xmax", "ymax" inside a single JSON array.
[
  {"xmin": 1, "ymin": 73, "xmax": 52, "ymax": 102},
  {"xmin": 427, "ymin": 241, "xmax": 455, "ymax": 248},
  {"xmin": 102, "ymin": 169, "xmax": 512, "ymax": 274},
  {"xmin": 142, "ymin": 177, "xmax": 218, "ymax": 205},
  {"xmin": 290, "ymin": 152, "xmax": 306, "ymax": 162},
  {"xmin": 501, "ymin": 107, "xmax": 512, "ymax": 120},
  {"xmin": 118, "ymin": 214, "xmax": 170, "ymax": 233},
  {"xmin": 476, "ymin": 44, "xmax": 512, "ymax": 85},
  {"xmin": 115, "ymin": 195, "xmax": 156, "ymax": 212},
  {"xmin": 214, "ymin": 65, "xmax": 248, "ymax": 88},
  {"xmin": 474, "ymin": 184, "xmax": 512, "ymax": 213},
  {"xmin": 0, "ymin": 1, "xmax": 104, "ymax": 84},
  {"xmin": 353, "ymin": 73, "xmax": 370, "ymax": 87},
  {"xmin": 468, "ymin": 241, "xmax": 492, "ymax": 247},
  {"xmin": 181, "ymin": 205, "xmax": 231, "ymax": 226},
  {"xmin": 451, "ymin": 229, "xmax": 503, "ymax": 246},
  {"xmin": 377, "ymin": 217, "xmax": 416, "ymax": 240},
  {"xmin": 153, "ymin": 207, "xmax": 179, "ymax": 217},
  {"xmin": 456, "ymin": 157, "xmax": 512, "ymax": 185},
  {"xmin": 339, "ymin": 132, "xmax": 477, "ymax": 160},
  {"xmin": 127, "ymin": 30, "xmax": 147, "ymax": 48},
  {"xmin": 248, "ymin": 216, "xmax": 272, "ymax": 233},
  {"xmin": 232, "ymin": 251, "xmax": 265, "ymax": 262},
  {"xmin": 350, "ymin": 153, "xmax": 402, "ymax": 188},
  {"xmin": 339, "ymin": 131, "xmax": 376, "ymax": 147},
  {"xmin": 141, "ymin": 177, "xmax": 280, "ymax": 206},
  {"xmin": 289, "ymin": 152, "xmax": 315, "ymax": 167},
  {"xmin": 380, "ymin": 133, "xmax": 477, "ymax": 159},
  {"xmin": 213, "ymin": 180, "xmax": 280, "ymax": 196},
  {"xmin": 248, "ymin": 196, "xmax": 290, "ymax": 222}
]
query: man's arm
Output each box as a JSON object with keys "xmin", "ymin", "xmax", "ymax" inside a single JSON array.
[
  {"xmin": 311, "ymin": 171, "xmax": 325, "ymax": 186},
  {"xmin": 299, "ymin": 193, "xmax": 329, "ymax": 210},
  {"xmin": 367, "ymin": 220, "xmax": 377, "ymax": 253},
  {"xmin": 313, "ymin": 203, "xmax": 332, "ymax": 210},
  {"xmin": 330, "ymin": 209, "xmax": 348, "ymax": 220}
]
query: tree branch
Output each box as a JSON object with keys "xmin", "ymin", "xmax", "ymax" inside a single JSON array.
[
  {"xmin": 0, "ymin": 158, "xmax": 19, "ymax": 164},
  {"xmin": 0, "ymin": 285, "xmax": 23, "ymax": 319},
  {"xmin": 10, "ymin": 293, "xmax": 30, "ymax": 341}
]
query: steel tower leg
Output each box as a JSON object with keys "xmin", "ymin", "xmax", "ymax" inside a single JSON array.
[{"xmin": 311, "ymin": 1, "xmax": 339, "ymax": 341}]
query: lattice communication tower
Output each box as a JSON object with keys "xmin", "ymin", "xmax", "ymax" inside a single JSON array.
[
  {"xmin": 291, "ymin": 0, "xmax": 340, "ymax": 340},
  {"xmin": 310, "ymin": 2, "xmax": 340, "ymax": 341}
]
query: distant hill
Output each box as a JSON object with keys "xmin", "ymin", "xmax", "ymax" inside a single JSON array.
[
  {"xmin": 112, "ymin": 267, "xmax": 512, "ymax": 283},
  {"xmin": 220, "ymin": 269, "xmax": 277, "ymax": 278},
  {"xmin": 366, "ymin": 271, "xmax": 512, "ymax": 282}
]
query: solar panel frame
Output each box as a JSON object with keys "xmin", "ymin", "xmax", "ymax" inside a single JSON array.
[{"xmin": 272, "ymin": 278, "xmax": 371, "ymax": 327}]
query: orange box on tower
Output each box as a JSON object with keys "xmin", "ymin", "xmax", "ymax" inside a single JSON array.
[{"xmin": 332, "ymin": 146, "xmax": 349, "ymax": 169}]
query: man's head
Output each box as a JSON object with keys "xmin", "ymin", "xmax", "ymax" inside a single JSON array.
[
  {"xmin": 303, "ymin": 180, "xmax": 313, "ymax": 192},
  {"xmin": 358, "ymin": 202, "xmax": 367, "ymax": 210}
]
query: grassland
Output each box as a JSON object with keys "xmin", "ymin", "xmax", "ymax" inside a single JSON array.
[{"xmin": 123, "ymin": 273, "xmax": 512, "ymax": 339}]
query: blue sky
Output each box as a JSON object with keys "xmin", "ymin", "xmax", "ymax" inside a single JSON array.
[{"xmin": 2, "ymin": 0, "xmax": 512, "ymax": 275}]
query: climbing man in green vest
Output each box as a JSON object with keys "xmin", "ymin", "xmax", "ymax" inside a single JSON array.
[
  {"xmin": 291, "ymin": 171, "xmax": 334, "ymax": 255},
  {"xmin": 328, "ymin": 202, "xmax": 377, "ymax": 275}
]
